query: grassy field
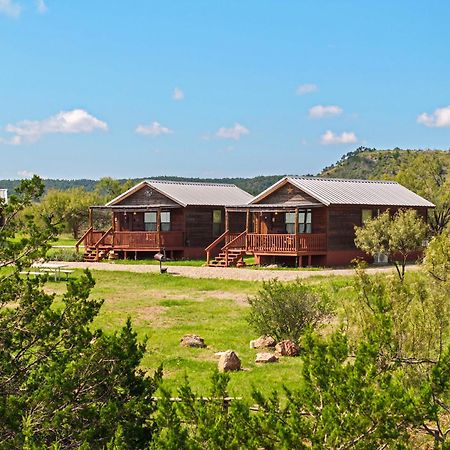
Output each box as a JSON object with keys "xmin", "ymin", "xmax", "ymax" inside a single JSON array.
[{"xmin": 46, "ymin": 268, "xmax": 355, "ymax": 399}]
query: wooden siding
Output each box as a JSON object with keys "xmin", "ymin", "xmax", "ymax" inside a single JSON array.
[
  {"xmin": 327, "ymin": 205, "xmax": 429, "ymax": 252},
  {"xmin": 185, "ymin": 207, "xmax": 225, "ymax": 248},
  {"xmin": 115, "ymin": 185, "xmax": 179, "ymax": 207},
  {"xmin": 255, "ymin": 181, "xmax": 322, "ymax": 206}
]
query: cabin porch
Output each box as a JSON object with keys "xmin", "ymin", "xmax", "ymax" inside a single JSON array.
[
  {"xmin": 205, "ymin": 206, "xmax": 328, "ymax": 267},
  {"xmin": 76, "ymin": 205, "xmax": 185, "ymax": 261}
]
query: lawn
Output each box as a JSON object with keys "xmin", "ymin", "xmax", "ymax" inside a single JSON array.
[{"xmin": 46, "ymin": 268, "xmax": 356, "ymax": 399}]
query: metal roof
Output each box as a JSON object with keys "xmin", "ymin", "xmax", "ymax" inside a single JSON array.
[
  {"xmin": 106, "ymin": 180, "xmax": 253, "ymax": 207},
  {"xmin": 251, "ymin": 176, "xmax": 435, "ymax": 207}
]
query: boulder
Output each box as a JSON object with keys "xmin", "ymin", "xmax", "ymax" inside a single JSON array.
[
  {"xmin": 250, "ymin": 335, "xmax": 276, "ymax": 349},
  {"xmin": 255, "ymin": 352, "xmax": 279, "ymax": 364},
  {"xmin": 218, "ymin": 350, "xmax": 241, "ymax": 372},
  {"xmin": 180, "ymin": 334, "xmax": 206, "ymax": 348},
  {"xmin": 275, "ymin": 340, "xmax": 300, "ymax": 357}
]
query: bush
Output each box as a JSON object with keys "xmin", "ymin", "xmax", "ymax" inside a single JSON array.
[
  {"xmin": 247, "ymin": 279, "xmax": 331, "ymax": 342},
  {"xmin": 46, "ymin": 248, "xmax": 85, "ymax": 262}
]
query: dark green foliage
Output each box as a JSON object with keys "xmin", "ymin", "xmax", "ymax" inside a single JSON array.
[
  {"xmin": 320, "ymin": 147, "xmax": 450, "ymax": 181},
  {"xmin": 247, "ymin": 279, "xmax": 331, "ymax": 342},
  {"xmin": 0, "ymin": 175, "xmax": 286, "ymax": 197},
  {"xmin": 0, "ymin": 177, "xmax": 161, "ymax": 449}
]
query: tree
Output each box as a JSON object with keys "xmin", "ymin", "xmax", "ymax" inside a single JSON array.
[
  {"xmin": 247, "ymin": 279, "xmax": 331, "ymax": 342},
  {"xmin": 354, "ymin": 208, "xmax": 427, "ymax": 280},
  {"xmin": 397, "ymin": 152, "xmax": 450, "ymax": 235},
  {"xmin": 38, "ymin": 187, "xmax": 100, "ymax": 238},
  {"xmin": 95, "ymin": 177, "xmax": 134, "ymax": 202},
  {"xmin": 0, "ymin": 177, "xmax": 161, "ymax": 448}
]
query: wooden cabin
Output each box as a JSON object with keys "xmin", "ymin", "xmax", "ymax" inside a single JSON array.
[
  {"xmin": 77, "ymin": 180, "xmax": 253, "ymax": 261},
  {"xmin": 206, "ymin": 177, "xmax": 435, "ymax": 267}
]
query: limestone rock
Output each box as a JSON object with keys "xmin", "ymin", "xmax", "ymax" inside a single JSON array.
[
  {"xmin": 180, "ymin": 334, "xmax": 206, "ymax": 348},
  {"xmin": 250, "ymin": 335, "xmax": 276, "ymax": 349},
  {"xmin": 255, "ymin": 352, "xmax": 279, "ymax": 363},
  {"xmin": 275, "ymin": 340, "xmax": 300, "ymax": 357},
  {"xmin": 218, "ymin": 350, "xmax": 241, "ymax": 372}
]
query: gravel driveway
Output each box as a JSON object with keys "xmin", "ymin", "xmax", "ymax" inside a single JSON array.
[{"xmin": 63, "ymin": 261, "xmax": 419, "ymax": 282}]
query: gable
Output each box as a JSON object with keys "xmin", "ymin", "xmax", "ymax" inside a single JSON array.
[
  {"xmin": 254, "ymin": 181, "xmax": 323, "ymax": 206},
  {"xmin": 115, "ymin": 184, "xmax": 180, "ymax": 207}
]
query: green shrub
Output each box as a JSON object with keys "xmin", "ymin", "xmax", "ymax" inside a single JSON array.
[
  {"xmin": 247, "ymin": 279, "xmax": 332, "ymax": 342},
  {"xmin": 46, "ymin": 248, "xmax": 84, "ymax": 262}
]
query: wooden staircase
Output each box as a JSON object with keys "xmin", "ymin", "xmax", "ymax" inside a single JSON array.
[
  {"xmin": 83, "ymin": 245, "xmax": 115, "ymax": 262},
  {"xmin": 208, "ymin": 249, "xmax": 246, "ymax": 267},
  {"xmin": 206, "ymin": 230, "xmax": 248, "ymax": 268}
]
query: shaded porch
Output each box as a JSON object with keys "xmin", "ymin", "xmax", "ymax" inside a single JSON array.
[
  {"xmin": 76, "ymin": 205, "xmax": 185, "ymax": 261},
  {"xmin": 206, "ymin": 205, "xmax": 328, "ymax": 267}
]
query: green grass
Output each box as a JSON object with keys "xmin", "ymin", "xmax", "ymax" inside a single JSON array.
[
  {"xmin": 111, "ymin": 258, "xmax": 206, "ymax": 267},
  {"xmin": 52, "ymin": 233, "xmax": 77, "ymax": 247},
  {"xmin": 45, "ymin": 268, "xmax": 356, "ymax": 399}
]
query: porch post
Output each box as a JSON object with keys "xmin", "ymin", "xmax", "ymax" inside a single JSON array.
[
  {"xmin": 225, "ymin": 209, "xmax": 229, "ymax": 232},
  {"xmin": 245, "ymin": 208, "xmax": 250, "ymax": 232},
  {"xmin": 157, "ymin": 208, "xmax": 161, "ymax": 248},
  {"xmin": 89, "ymin": 207, "xmax": 93, "ymax": 228},
  {"xmin": 294, "ymin": 207, "xmax": 299, "ymax": 252}
]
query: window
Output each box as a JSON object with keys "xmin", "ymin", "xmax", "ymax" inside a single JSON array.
[
  {"xmin": 285, "ymin": 209, "xmax": 312, "ymax": 234},
  {"xmin": 213, "ymin": 209, "xmax": 222, "ymax": 237},
  {"xmin": 362, "ymin": 209, "xmax": 372, "ymax": 224},
  {"xmin": 285, "ymin": 212, "xmax": 296, "ymax": 234},
  {"xmin": 144, "ymin": 212, "xmax": 157, "ymax": 231},
  {"xmin": 144, "ymin": 211, "xmax": 171, "ymax": 231},
  {"xmin": 161, "ymin": 211, "xmax": 171, "ymax": 231},
  {"xmin": 299, "ymin": 209, "xmax": 312, "ymax": 233}
]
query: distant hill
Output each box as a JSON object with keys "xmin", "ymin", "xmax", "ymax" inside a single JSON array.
[
  {"xmin": 0, "ymin": 175, "xmax": 285, "ymax": 197},
  {"xmin": 2, "ymin": 148, "xmax": 449, "ymax": 196},
  {"xmin": 319, "ymin": 147, "xmax": 450, "ymax": 180}
]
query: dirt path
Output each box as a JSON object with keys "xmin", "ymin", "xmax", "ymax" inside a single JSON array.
[{"xmin": 64, "ymin": 261, "xmax": 419, "ymax": 282}]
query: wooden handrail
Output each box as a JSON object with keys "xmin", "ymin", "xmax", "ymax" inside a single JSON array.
[
  {"xmin": 94, "ymin": 226, "xmax": 113, "ymax": 249},
  {"xmin": 205, "ymin": 230, "xmax": 229, "ymax": 265},
  {"xmin": 75, "ymin": 226, "xmax": 93, "ymax": 253},
  {"xmin": 222, "ymin": 230, "xmax": 247, "ymax": 251},
  {"xmin": 93, "ymin": 226, "xmax": 113, "ymax": 261}
]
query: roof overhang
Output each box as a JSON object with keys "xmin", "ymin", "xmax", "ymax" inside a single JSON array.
[
  {"xmin": 226, "ymin": 203, "xmax": 323, "ymax": 212},
  {"xmin": 90, "ymin": 204, "xmax": 181, "ymax": 211}
]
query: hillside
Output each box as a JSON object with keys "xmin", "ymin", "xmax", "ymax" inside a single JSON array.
[
  {"xmin": 319, "ymin": 147, "xmax": 450, "ymax": 180},
  {"xmin": 0, "ymin": 175, "xmax": 285, "ymax": 197},
  {"xmin": 2, "ymin": 148, "xmax": 450, "ymax": 196}
]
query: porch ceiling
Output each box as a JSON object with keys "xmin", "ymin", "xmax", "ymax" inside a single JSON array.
[
  {"xmin": 226, "ymin": 203, "xmax": 323, "ymax": 212},
  {"xmin": 90, "ymin": 205, "xmax": 181, "ymax": 211}
]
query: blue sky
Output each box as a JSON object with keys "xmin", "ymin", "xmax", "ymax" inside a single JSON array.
[{"xmin": 1, "ymin": 1, "xmax": 450, "ymax": 180}]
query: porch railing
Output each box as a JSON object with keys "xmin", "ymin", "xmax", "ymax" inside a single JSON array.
[
  {"xmin": 246, "ymin": 233, "xmax": 327, "ymax": 253},
  {"xmin": 112, "ymin": 231, "xmax": 184, "ymax": 249}
]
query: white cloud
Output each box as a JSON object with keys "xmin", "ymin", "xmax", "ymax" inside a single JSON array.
[
  {"xmin": 309, "ymin": 105, "xmax": 343, "ymax": 119},
  {"xmin": 0, "ymin": 109, "xmax": 108, "ymax": 145},
  {"xmin": 216, "ymin": 123, "xmax": 249, "ymax": 140},
  {"xmin": 320, "ymin": 130, "xmax": 357, "ymax": 145},
  {"xmin": 135, "ymin": 121, "xmax": 173, "ymax": 136},
  {"xmin": 0, "ymin": 0, "xmax": 21, "ymax": 17},
  {"xmin": 296, "ymin": 83, "xmax": 318, "ymax": 95},
  {"xmin": 17, "ymin": 170, "xmax": 34, "ymax": 178},
  {"xmin": 172, "ymin": 87, "xmax": 184, "ymax": 101},
  {"xmin": 417, "ymin": 106, "xmax": 450, "ymax": 128},
  {"xmin": 36, "ymin": 0, "xmax": 47, "ymax": 13}
]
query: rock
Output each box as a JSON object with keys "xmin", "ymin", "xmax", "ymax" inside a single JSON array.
[
  {"xmin": 255, "ymin": 352, "xmax": 279, "ymax": 363},
  {"xmin": 265, "ymin": 264, "xmax": 279, "ymax": 269},
  {"xmin": 180, "ymin": 334, "xmax": 206, "ymax": 348},
  {"xmin": 251, "ymin": 335, "xmax": 276, "ymax": 349},
  {"xmin": 218, "ymin": 350, "xmax": 241, "ymax": 372},
  {"xmin": 275, "ymin": 340, "xmax": 300, "ymax": 357}
]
